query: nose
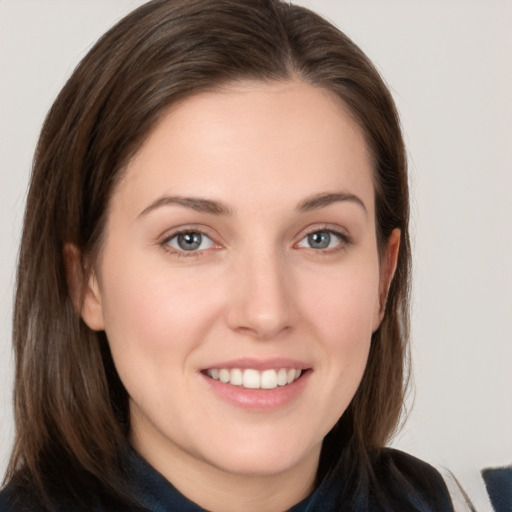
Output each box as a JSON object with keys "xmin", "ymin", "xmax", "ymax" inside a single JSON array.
[{"xmin": 226, "ymin": 247, "xmax": 296, "ymax": 340}]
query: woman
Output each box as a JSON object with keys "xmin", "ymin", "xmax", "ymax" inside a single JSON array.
[{"xmin": 1, "ymin": 0, "xmax": 455, "ymax": 510}]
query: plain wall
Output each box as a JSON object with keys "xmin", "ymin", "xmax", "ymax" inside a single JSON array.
[{"xmin": 1, "ymin": 1, "xmax": 510, "ymax": 510}]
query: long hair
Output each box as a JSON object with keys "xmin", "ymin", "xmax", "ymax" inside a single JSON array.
[{"xmin": 4, "ymin": 0, "xmax": 410, "ymax": 508}]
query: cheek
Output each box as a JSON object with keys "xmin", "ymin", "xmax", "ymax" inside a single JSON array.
[
  {"xmin": 99, "ymin": 254, "xmax": 222, "ymax": 368},
  {"xmin": 273, "ymin": 261, "xmax": 378, "ymax": 444},
  {"xmin": 299, "ymin": 259, "xmax": 380, "ymax": 347},
  {"xmin": 297, "ymin": 256, "xmax": 380, "ymax": 403}
]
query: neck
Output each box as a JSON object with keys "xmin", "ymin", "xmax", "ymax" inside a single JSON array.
[{"xmin": 130, "ymin": 427, "xmax": 321, "ymax": 512}]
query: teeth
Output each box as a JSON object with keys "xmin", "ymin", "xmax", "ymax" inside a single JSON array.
[
  {"xmin": 277, "ymin": 368, "xmax": 288, "ymax": 386},
  {"xmin": 261, "ymin": 369, "xmax": 277, "ymax": 389},
  {"xmin": 205, "ymin": 367, "xmax": 303, "ymax": 389},
  {"xmin": 230, "ymin": 368, "xmax": 243, "ymax": 386},
  {"xmin": 243, "ymin": 369, "xmax": 260, "ymax": 389}
]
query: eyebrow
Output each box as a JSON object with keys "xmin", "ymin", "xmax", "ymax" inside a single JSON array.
[
  {"xmin": 138, "ymin": 195, "xmax": 233, "ymax": 218},
  {"xmin": 296, "ymin": 191, "xmax": 367, "ymax": 215},
  {"xmin": 138, "ymin": 190, "xmax": 367, "ymax": 218}
]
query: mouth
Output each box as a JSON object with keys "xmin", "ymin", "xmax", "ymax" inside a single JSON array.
[
  {"xmin": 202, "ymin": 367, "xmax": 305, "ymax": 390},
  {"xmin": 200, "ymin": 360, "xmax": 311, "ymax": 409}
]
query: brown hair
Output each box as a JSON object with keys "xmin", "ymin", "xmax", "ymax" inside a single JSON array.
[{"xmin": 4, "ymin": 0, "xmax": 410, "ymax": 507}]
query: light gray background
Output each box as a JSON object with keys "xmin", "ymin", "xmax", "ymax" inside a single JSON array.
[{"xmin": 1, "ymin": 1, "xmax": 510, "ymax": 510}]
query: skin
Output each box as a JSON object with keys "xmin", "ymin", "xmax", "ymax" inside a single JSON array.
[{"xmin": 76, "ymin": 80, "xmax": 400, "ymax": 512}]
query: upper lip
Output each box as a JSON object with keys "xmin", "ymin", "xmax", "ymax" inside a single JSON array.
[{"xmin": 202, "ymin": 357, "xmax": 311, "ymax": 371}]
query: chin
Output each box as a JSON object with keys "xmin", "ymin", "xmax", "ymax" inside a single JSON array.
[{"xmin": 195, "ymin": 428, "xmax": 321, "ymax": 477}]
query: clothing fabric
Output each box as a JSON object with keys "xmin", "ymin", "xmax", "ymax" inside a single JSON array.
[
  {"xmin": 0, "ymin": 448, "xmax": 455, "ymax": 511},
  {"xmin": 482, "ymin": 465, "xmax": 512, "ymax": 512},
  {"xmin": 127, "ymin": 448, "xmax": 455, "ymax": 512}
]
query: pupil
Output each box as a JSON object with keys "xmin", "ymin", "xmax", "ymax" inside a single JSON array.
[
  {"xmin": 308, "ymin": 231, "xmax": 330, "ymax": 249},
  {"xmin": 178, "ymin": 232, "xmax": 202, "ymax": 250}
]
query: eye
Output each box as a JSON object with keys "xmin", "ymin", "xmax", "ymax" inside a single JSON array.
[
  {"xmin": 296, "ymin": 230, "xmax": 345, "ymax": 250},
  {"xmin": 166, "ymin": 231, "xmax": 214, "ymax": 252}
]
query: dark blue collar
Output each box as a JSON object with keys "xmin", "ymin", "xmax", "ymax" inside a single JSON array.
[
  {"xmin": 127, "ymin": 448, "xmax": 315, "ymax": 512},
  {"xmin": 0, "ymin": 448, "xmax": 454, "ymax": 511},
  {"xmin": 123, "ymin": 447, "xmax": 455, "ymax": 512}
]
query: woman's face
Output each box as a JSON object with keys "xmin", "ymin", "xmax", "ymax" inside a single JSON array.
[{"xmin": 81, "ymin": 80, "xmax": 398, "ymax": 488}]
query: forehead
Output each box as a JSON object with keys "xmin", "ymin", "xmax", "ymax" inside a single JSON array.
[{"xmin": 114, "ymin": 79, "xmax": 375, "ymax": 217}]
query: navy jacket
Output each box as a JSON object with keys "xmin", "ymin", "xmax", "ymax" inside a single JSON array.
[{"xmin": 0, "ymin": 448, "xmax": 454, "ymax": 511}]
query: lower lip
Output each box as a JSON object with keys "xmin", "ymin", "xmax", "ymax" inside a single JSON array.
[{"xmin": 200, "ymin": 370, "xmax": 311, "ymax": 410}]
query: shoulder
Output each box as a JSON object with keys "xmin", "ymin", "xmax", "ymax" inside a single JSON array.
[
  {"xmin": 309, "ymin": 447, "xmax": 455, "ymax": 512},
  {"xmin": 0, "ymin": 483, "xmax": 92, "ymax": 512},
  {"xmin": 0, "ymin": 485, "xmax": 22, "ymax": 512},
  {"xmin": 372, "ymin": 448, "xmax": 447, "ymax": 486},
  {"xmin": 0, "ymin": 480, "xmax": 145, "ymax": 512},
  {"xmin": 369, "ymin": 448, "xmax": 454, "ymax": 511},
  {"xmin": 0, "ymin": 484, "xmax": 50, "ymax": 512},
  {"xmin": 0, "ymin": 486, "xmax": 17, "ymax": 512}
]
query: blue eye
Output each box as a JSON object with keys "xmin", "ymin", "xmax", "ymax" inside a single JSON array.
[
  {"xmin": 297, "ymin": 230, "xmax": 343, "ymax": 250},
  {"xmin": 166, "ymin": 231, "xmax": 214, "ymax": 252}
]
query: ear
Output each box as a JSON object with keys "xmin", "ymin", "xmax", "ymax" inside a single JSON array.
[
  {"xmin": 372, "ymin": 228, "xmax": 401, "ymax": 331},
  {"xmin": 63, "ymin": 243, "xmax": 105, "ymax": 331}
]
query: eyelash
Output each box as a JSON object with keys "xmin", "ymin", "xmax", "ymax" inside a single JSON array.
[
  {"xmin": 160, "ymin": 226, "xmax": 352, "ymax": 258},
  {"xmin": 161, "ymin": 228, "xmax": 217, "ymax": 258},
  {"xmin": 296, "ymin": 227, "xmax": 352, "ymax": 255}
]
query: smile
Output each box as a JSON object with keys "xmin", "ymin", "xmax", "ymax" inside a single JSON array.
[{"xmin": 205, "ymin": 368, "xmax": 303, "ymax": 389}]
